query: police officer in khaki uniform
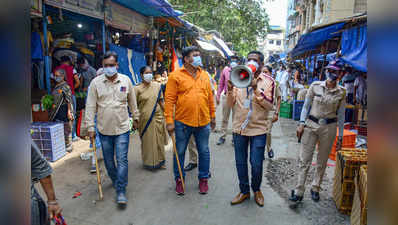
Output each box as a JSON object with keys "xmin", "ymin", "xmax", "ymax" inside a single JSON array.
[
  {"xmin": 289, "ymin": 62, "xmax": 346, "ymax": 204},
  {"xmin": 262, "ymin": 65, "xmax": 281, "ymax": 158}
]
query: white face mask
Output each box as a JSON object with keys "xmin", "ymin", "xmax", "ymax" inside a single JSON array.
[
  {"xmin": 143, "ymin": 73, "xmax": 153, "ymax": 82},
  {"xmin": 104, "ymin": 66, "xmax": 118, "ymax": 77}
]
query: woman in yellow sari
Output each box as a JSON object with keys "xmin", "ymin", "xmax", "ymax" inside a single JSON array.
[{"xmin": 135, "ymin": 66, "xmax": 168, "ymax": 170}]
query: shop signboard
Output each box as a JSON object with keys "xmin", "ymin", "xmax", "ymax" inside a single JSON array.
[
  {"xmin": 44, "ymin": 0, "xmax": 103, "ymax": 20},
  {"xmin": 31, "ymin": 0, "xmax": 43, "ymax": 17},
  {"xmin": 105, "ymin": 0, "xmax": 148, "ymax": 33}
]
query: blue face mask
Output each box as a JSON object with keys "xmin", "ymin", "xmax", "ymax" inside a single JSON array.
[
  {"xmin": 192, "ymin": 56, "xmax": 203, "ymax": 68},
  {"xmin": 55, "ymin": 76, "xmax": 63, "ymax": 83},
  {"xmin": 230, "ymin": 62, "xmax": 238, "ymax": 68},
  {"xmin": 104, "ymin": 66, "xmax": 118, "ymax": 77}
]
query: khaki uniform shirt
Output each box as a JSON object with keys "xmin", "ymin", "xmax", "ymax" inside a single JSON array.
[
  {"xmin": 228, "ymin": 74, "xmax": 275, "ymax": 136},
  {"xmin": 85, "ymin": 73, "xmax": 140, "ymax": 136},
  {"xmin": 268, "ymin": 82, "xmax": 281, "ymax": 119},
  {"xmin": 297, "ymin": 88, "xmax": 308, "ymax": 101},
  {"xmin": 304, "ymin": 81, "xmax": 346, "ymax": 130}
]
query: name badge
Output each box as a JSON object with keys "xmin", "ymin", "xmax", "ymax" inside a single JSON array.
[
  {"xmin": 120, "ymin": 86, "xmax": 126, "ymax": 92},
  {"xmin": 243, "ymin": 99, "xmax": 250, "ymax": 109}
]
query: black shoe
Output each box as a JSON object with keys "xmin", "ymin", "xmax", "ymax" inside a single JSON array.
[
  {"xmin": 268, "ymin": 149, "xmax": 274, "ymax": 158},
  {"xmin": 184, "ymin": 163, "xmax": 197, "ymax": 171},
  {"xmin": 289, "ymin": 190, "xmax": 303, "ymax": 202},
  {"xmin": 217, "ymin": 137, "xmax": 226, "ymax": 145},
  {"xmin": 311, "ymin": 189, "xmax": 320, "ymax": 202}
]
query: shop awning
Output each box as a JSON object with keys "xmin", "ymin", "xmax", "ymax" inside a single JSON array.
[
  {"xmin": 290, "ymin": 22, "xmax": 345, "ymax": 57},
  {"xmin": 196, "ymin": 40, "xmax": 225, "ymax": 58},
  {"xmin": 212, "ymin": 36, "xmax": 234, "ymax": 57},
  {"xmin": 340, "ymin": 25, "xmax": 367, "ymax": 72},
  {"xmin": 111, "ymin": 0, "xmax": 182, "ymax": 17}
]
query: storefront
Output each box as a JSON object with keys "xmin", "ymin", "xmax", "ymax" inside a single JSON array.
[
  {"xmin": 31, "ymin": 0, "xmax": 106, "ymax": 122},
  {"xmin": 104, "ymin": 0, "xmax": 150, "ymax": 85}
]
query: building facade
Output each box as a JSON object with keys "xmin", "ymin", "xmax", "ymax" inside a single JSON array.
[
  {"xmin": 286, "ymin": 0, "xmax": 367, "ymax": 51},
  {"xmin": 258, "ymin": 26, "xmax": 286, "ymax": 61}
]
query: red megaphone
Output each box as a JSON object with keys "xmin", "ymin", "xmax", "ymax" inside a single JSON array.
[{"xmin": 239, "ymin": 64, "xmax": 257, "ymax": 80}]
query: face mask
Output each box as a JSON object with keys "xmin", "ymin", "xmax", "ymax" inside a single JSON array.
[
  {"xmin": 143, "ymin": 73, "xmax": 153, "ymax": 82},
  {"xmin": 103, "ymin": 66, "xmax": 117, "ymax": 77},
  {"xmin": 191, "ymin": 56, "xmax": 203, "ymax": 68},
  {"xmin": 55, "ymin": 76, "xmax": 63, "ymax": 83},
  {"xmin": 326, "ymin": 71, "xmax": 338, "ymax": 81},
  {"xmin": 230, "ymin": 62, "xmax": 238, "ymax": 68},
  {"xmin": 247, "ymin": 60, "xmax": 259, "ymax": 73},
  {"xmin": 81, "ymin": 63, "xmax": 89, "ymax": 70}
]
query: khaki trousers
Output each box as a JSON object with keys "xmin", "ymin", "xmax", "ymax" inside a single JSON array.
[
  {"xmin": 295, "ymin": 121, "xmax": 337, "ymax": 196},
  {"xmin": 266, "ymin": 112, "xmax": 274, "ymax": 152},
  {"xmin": 188, "ymin": 136, "xmax": 198, "ymax": 164},
  {"xmin": 220, "ymin": 94, "xmax": 232, "ymax": 138},
  {"xmin": 266, "ymin": 133, "xmax": 272, "ymax": 152}
]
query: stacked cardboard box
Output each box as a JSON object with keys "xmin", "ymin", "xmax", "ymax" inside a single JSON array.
[
  {"xmin": 333, "ymin": 148, "xmax": 367, "ymax": 214},
  {"xmin": 351, "ymin": 165, "xmax": 368, "ymax": 225}
]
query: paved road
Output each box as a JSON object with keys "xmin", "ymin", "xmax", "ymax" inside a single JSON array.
[{"xmin": 40, "ymin": 104, "xmax": 346, "ymax": 225}]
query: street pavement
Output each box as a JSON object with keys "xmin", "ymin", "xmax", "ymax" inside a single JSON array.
[{"xmin": 38, "ymin": 104, "xmax": 347, "ymax": 225}]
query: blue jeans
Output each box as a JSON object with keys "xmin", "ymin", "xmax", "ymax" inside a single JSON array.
[
  {"xmin": 233, "ymin": 133, "xmax": 267, "ymax": 194},
  {"xmin": 98, "ymin": 131, "xmax": 130, "ymax": 193},
  {"xmin": 173, "ymin": 120, "xmax": 210, "ymax": 180},
  {"xmin": 89, "ymin": 116, "xmax": 102, "ymax": 150}
]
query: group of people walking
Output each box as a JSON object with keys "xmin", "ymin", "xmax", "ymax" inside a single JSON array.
[{"xmin": 47, "ymin": 46, "xmax": 350, "ymax": 210}]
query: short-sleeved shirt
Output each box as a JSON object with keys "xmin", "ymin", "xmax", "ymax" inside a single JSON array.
[
  {"xmin": 79, "ymin": 65, "xmax": 97, "ymax": 89},
  {"xmin": 343, "ymin": 73, "xmax": 356, "ymax": 94},
  {"xmin": 354, "ymin": 76, "xmax": 367, "ymax": 104},
  {"xmin": 268, "ymin": 82, "xmax": 281, "ymax": 118},
  {"xmin": 31, "ymin": 141, "xmax": 53, "ymax": 225}
]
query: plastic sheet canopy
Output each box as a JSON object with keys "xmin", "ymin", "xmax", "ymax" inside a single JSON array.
[
  {"xmin": 340, "ymin": 25, "xmax": 367, "ymax": 72},
  {"xmin": 290, "ymin": 22, "xmax": 345, "ymax": 58},
  {"xmin": 112, "ymin": 0, "xmax": 182, "ymax": 17}
]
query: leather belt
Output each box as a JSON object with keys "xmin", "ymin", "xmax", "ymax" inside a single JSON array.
[{"xmin": 308, "ymin": 115, "xmax": 337, "ymax": 125}]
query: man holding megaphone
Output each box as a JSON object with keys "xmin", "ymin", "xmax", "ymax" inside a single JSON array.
[{"xmin": 227, "ymin": 51, "xmax": 276, "ymax": 207}]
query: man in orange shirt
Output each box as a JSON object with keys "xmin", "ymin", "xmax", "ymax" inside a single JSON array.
[{"xmin": 165, "ymin": 46, "xmax": 216, "ymax": 195}]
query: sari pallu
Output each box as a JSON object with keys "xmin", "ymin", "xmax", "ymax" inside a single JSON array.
[
  {"xmin": 49, "ymin": 82, "xmax": 73, "ymax": 121},
  {"xmin": 135, "ymin": 82, "xmax": 168, "ymax": 169},
  {"xmin": 49, "ymin": 82, "xmax": 73, "ymax": 150}
]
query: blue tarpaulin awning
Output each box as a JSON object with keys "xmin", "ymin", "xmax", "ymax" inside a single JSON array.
[
  {"xmin": 290, "ymin": 22, "xmax": 345, "ymax": 57},
  {"xmin": 340, "ymin": 25, "xmax": 367, "ymax": 72},
  {"xmin": 109, "ymin": 43, "xmax": 146, "ymax": 85},
  {"xmin": 111, "ymin": 0, "xmax": 182, "ymax": 17}
]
